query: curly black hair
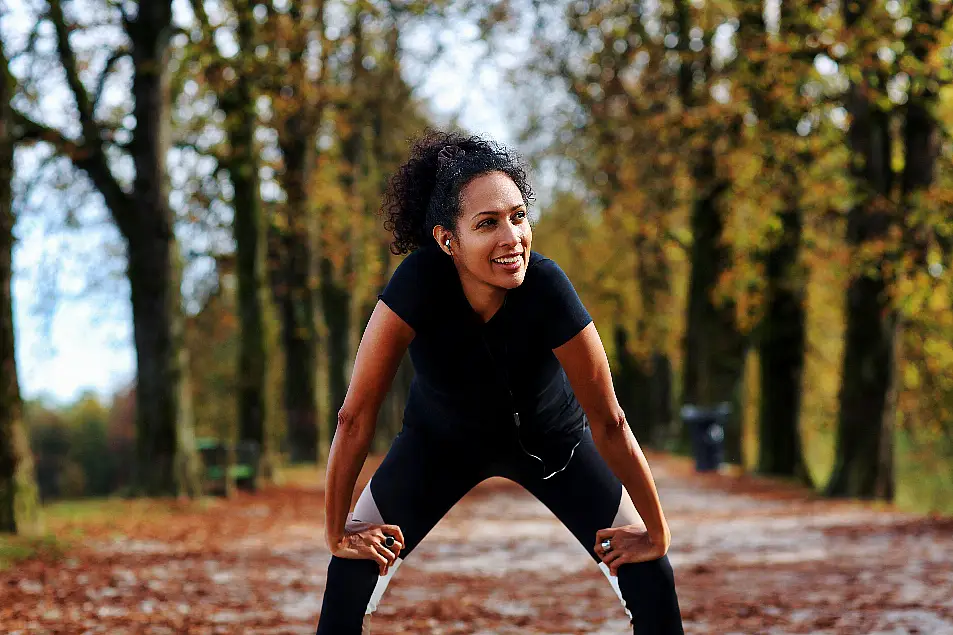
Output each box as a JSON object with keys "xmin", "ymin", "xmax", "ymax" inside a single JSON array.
[{"xmin": 382, "ymin": 129, "xmax": 535, "ymax": 255}]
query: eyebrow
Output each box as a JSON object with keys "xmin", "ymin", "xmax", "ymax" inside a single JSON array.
[{"xmin": 471, "ymin": 204, "xmax": 526, "ymax": 220}]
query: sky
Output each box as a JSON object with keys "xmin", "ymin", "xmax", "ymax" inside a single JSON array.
[{"xmin": 9, "ymin": 3, "xmax": 517, "ymax": 405}]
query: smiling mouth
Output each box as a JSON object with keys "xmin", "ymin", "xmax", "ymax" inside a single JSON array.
[{"xmin": 492, "ymin": 254, "xmax": 523, "ymax": 265}]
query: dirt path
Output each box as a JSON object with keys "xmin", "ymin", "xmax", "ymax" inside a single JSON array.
[{"xmin": 3, "ymin": 455, "xmax": 953, "ymax": 634}]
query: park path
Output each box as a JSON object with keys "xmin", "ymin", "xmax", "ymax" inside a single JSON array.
[{"xmin": 3, "ymin": 454, "xmax": 953, "ymax": 634}]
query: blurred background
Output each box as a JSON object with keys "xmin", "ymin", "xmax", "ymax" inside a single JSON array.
[{"xmin": 2, "ymin": 0, "xmax": 953, "ymax": 535}]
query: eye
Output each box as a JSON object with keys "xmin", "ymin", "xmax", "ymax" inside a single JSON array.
[
  {"xmin": 477, "ymin": 218, "xmax": 497, "ymax": 229},
  {"xmin": 513, "ymin": 210, "xmax": 527, "ymax": 221}
]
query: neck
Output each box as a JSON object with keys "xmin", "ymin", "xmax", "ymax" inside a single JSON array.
[{"xmin": 457, "ymin": 268, "xmax": 506, "ymax": 323}]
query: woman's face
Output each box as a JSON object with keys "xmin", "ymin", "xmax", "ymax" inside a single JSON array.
[{"xmin": 441, "ymin": 171, "xmax": 532, "ymax": 291}]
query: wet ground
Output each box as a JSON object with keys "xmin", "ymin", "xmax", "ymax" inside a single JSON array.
[{"xmin": 3, "ymin": 454, "xmax": 953, "ymax": 634}]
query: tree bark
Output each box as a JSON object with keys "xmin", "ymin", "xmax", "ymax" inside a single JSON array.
[
  {"xmin": 126, "ymin": 2, "xmax": 201, "ymax": 496},
  {"xmin": 826, "ymin": 1, "xmax": 895, "ymax": 497},
  {"xmin": 223, "ymin": 0, "xmax": 272, "ymax": 483},
  {"xmin": 753, "ymin": 2, "xmax": 810, "ymax": 481},
  {"xmin": 319, "ymin": 258, "xmax": 352, "ymax": 439},
  {"xmin": 277, "ymin": 158, "xmax": 319, "ymax": 464},
  {"xmin": 758, "ymin": 209, "xmax": 809, "ymax": 479},
  {"xmin": 680, "ymin": 152, "xmax": 746, "ymax": 462},
  {"xmin": 671, "ymin": 0, "xmax": 746, "ymax": 462},
  {"xmin": 271, "ymin": 0, "xmax": 327, "ymax": 463},
  {"xmin": 18, "ymin": 0, "xmax": 203, "ymax": 497},
  {"xmin": 0, "ymin": 51, "xmax": 41, "ymax": 534},
  {"xmin": 633, "ymin": 234, "xmax": 673, "ymax": 448}
]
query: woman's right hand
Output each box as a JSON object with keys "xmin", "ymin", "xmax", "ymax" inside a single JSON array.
[{"xmin": 330, "ymin": 522, "xmax": 405, "ymax": 576}]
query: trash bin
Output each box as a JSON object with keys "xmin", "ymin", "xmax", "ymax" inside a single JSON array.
[{"xmin": 680, "ymin": 403, "xmax": 731, "ymax": 472}]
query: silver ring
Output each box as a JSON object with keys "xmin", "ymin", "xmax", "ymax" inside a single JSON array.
[
  {"xmin": 601, "ymin": 538, "xmax": 612, "ymax": 552},
  {"xmin": 384, "ymin": 535, "xmax": 395, "ymax": 548}
]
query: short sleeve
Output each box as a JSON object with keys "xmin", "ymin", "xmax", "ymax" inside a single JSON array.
[
  {"xmin": 529, "ymin": 256, "xmax": 593, "ymax": 349},
  {"xmin": 379, "ymin": 250, "xmax": 427, "ymax": 332}
]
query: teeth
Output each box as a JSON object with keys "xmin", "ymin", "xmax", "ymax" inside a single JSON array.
[{"xmin": 493, "ymin": 256, "xmax": 520, "ymax": 265}]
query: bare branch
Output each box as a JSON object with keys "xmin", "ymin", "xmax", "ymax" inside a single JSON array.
[
  {"xmin": 7, "ymin": 13, "xmax": 44, "ymax": 64},
  {"xmin": 105, "ymin": 0, "xmax": 132, "ymax": 31},
  {"xmin": 11, "ymin": 110, "xmax": 83, "ymax": 155},
  {"xmin": 12, "ymin": 110, "xmax": 134, "ymax": 232},
  {"xmin": 189, "ymin": 0, "xmax": 214, "ymax": 42},
  {"xmin": 91, "ymin": 47, "xmax": 131, "ymax": 115},
  {"xmin": 48, "ymin": 0, "xmax": 98, "ymax": 143}
]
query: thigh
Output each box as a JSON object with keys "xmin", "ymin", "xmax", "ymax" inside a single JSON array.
[
  {"xmin": 508, "ymin": 427, "xmax": 684, "ymax": 634},
  {"xmin": 508, "ymin": 427, "xmax": 636, "ymax": 559},
  {"xmin": 357, "ymin": 425, "xmax": 486, "ymax": 554},
  {"xmin": 317, "ymin": 426, "xmax": 487, "ymax": 634}
]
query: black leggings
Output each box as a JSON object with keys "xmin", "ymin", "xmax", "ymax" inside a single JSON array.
[{"xmin": 315, "ymin": 425, "xmax": 684, "ymax": 634}]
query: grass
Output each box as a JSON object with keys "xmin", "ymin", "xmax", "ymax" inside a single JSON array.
[
  {"xmin": 895, "ymin": 429, "xmax": 953, "ymax": 516},
  {"xmin": 0, "ymin": 494, "xmax": 226, "ymax": 571},
  {"xmin": 0, "ymin": 534, "xmax": 69, "ymax": 571},
  {"xmin": 275, "ymin": 462, "xmax": 324, "ymax": 488}
]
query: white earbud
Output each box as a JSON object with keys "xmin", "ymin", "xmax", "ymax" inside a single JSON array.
[{"xmin": 445, "ymin": 239, "xmax": 451, "ymax": 253}]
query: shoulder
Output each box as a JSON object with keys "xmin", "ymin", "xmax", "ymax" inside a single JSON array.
[
  {"xmin": 519, "ymin": 251, "xmax": 591, "ymax": 348},
  {"xmin": 523, "ymin": 252, "xmax": 574, "ymax": 290},
  {"xmin": 380, "ymin": 244, "xmax": 449, "ymax": 331}
]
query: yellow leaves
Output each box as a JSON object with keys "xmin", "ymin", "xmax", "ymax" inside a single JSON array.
[
  {"xmin": 928, "ymin": 286, "xmax": 950, "ymax": 312},
  {"xmin": 904, "ymin": 364, "xmax": 921, "ymax": 390}
]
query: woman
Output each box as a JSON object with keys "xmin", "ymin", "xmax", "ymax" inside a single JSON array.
[{"xmin": 316, "ymin": 131, "xmax": 684, "ymax": 634}]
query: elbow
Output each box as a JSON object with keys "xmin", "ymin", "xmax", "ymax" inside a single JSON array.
[
  {"xmin": 336, "ymin": 407, "xmax": 373, "ymax": 442},
  {"xmin": 592, "ymin": 408, "xmax": 629, "ymax": 435}
]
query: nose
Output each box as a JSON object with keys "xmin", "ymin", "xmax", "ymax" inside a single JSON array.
[{"xmin": 500, "ymin": 218, "xmax": 523, "ymax": 247}]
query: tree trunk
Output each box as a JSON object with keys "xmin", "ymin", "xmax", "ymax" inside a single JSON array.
[
  {"xmin": 271, "ymin": 0, "xmax": 325, "ymax": 464},
  {"xmin": 670, "ymin": 0, "xmax": 745, "ymax": 462},
  {"xmin": 875, "ymin": 0, "xmax": 942, "ymax": 499},
  {"xmin": 752, "ymin": 0, "xmax": 812, "ymax": 483},
  {"xmin": 0, "ymin": 54, "xmax": 41, "ymax": 534},
  {"xmin": 613, "ymin": 325, "xmax": 648, "ymax": 438},
  {"xmin": 276, "ymin": 138, "xmax": 319, "ymax": 463},
  {"xmin": 320, "ymin": 258, "xmax": 352, "ymax": 438},
  {"xmin": 17, "ymin": 1, "xmax": 199, "ymax": 497},
  {"xmin": 757, "ymin": 209, "xmax": 809, "ymax": 479},
  {"xmin": 127, "ymin": 3, "xmax": 201, "ymax": 496},
  {"xmin": 225, "ymin": 0, "xmax": 272, "ymax": 484},
  {"xmin": 826, "ymin": 18, "xmax": 895, "ymax": 497},
  {"xmin": 634, "ymin": 234, "xmax": 673, "ymax": 448},
  {"xmin": 680, "ymin": 151, "xmax": 746, "ymax": 462}
]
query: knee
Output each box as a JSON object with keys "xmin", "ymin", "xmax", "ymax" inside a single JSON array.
[
  {"xmin": 316, "ymin": 557, "xmax": 380, "ymax": 634},
  {"xmin": 618, "ymin": 554, "xmax": 676, "ymax": 590},
  {"xmin": 616, "ymin": 556, "xmax": 683, "ymax": 633}
]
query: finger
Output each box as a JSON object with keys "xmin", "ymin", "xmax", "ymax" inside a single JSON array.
[
  {"xmin": 380, "ymin": 536, "xmax": 404, "ymax": 556},
  {"xmin": 376, "ymin": 544, "xmax": 397, "ymax": 566},
  {"xmin": 602, "ymin": 549, "xmax": 624, "ymax": 566},
  {"xmin": 609, "ymin": 553, "xmax": 633, "ymax": 576},
  {"xmin": 382, "ymin": 525, "xmax": 405, "ymax": 547},
  {"xmin": 371, "ymin": 534, "xmax": 397, "ymax": 562},
  {"xmin": 595, "ymin": 528, "xmax": 616, "ymax": 542}
]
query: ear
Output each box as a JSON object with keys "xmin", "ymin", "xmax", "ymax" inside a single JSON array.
[{"xmin": 432, "ymin": 225, "xmax": 453, "ymax": 256}]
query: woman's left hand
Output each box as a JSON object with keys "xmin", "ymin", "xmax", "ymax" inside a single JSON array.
[{"xmin": 594, "ymin": 524, "xmax": 670, "ymax": 575}]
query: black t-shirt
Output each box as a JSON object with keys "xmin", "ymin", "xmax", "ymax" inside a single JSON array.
[{"xmin": 379, "ymin": 244, "xmax": 593, "ymax": 442}]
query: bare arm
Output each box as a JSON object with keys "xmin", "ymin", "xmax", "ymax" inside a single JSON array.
[
  {"xmin": 554, "ymin": 323, "xmax": 671, "ymax": 550},
  {"xmin": 324, "ymin": 300, "xmax": 414, "ymax": 550}
]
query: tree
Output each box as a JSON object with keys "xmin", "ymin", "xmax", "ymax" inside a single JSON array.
[
  {"xmin": 824, "ymin": 1, "xmax": 899, "ymax": 499},
  {"xmin": 0, "ymin": 43, "xmax": 40, "ymax": 534},
  {"xmin": 1, "ymin": 42, "xmax": 40, "ymax": 534},
  {"xmin": 13, "ymin": 0, "xmax": 200, "ymax": 496},
  {"xmin": 268, "ymin": 0, "xmax": 328, "ymax": 462},
  {"xmin": 738, "ymin": 1, "xmax": 813, "ymax": 481},
  {"xmin": 187, "ymin": 0, "xmax": 278, "ymax": 483},
  {"xmin": 673, "ymin": 0, "xmax": 747, "ymax": 461}
]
